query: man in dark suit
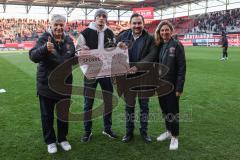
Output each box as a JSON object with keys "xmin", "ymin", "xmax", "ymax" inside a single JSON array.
[{"xmin": 116, "ymin": 13, "xmax": 156, "ymax": 143}]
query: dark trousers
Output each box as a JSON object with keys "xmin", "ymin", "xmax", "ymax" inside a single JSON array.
[
  {"xmin": 222, "ymin": 47, "xmax": 228, "ymax": 58},
  {"xmin": 158, "ymin": 91, "xmax": 179, "ymax": 137},
  {"xmin": 83, "ymin": 77, "xmax": 113, "ymax": 132},
  {"xmin": 124, "ymin": 91, "xmax": 149, "ymax": 133},
  {"xmin": 39, "ymin": 95, "xmax": 70, "ymax": 144}
]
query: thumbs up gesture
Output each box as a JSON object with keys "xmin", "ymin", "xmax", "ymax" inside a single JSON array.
[{"xmin": 47, "ymin": 36, "xmax": 54, "ymax": 53}]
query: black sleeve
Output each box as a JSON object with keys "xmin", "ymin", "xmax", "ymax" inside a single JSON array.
[
  {"xmin": 69, "ymin": 37, "xmax": 78, "ymax": 66},
  {"xmin": 143, "ymin": 36, "xmax": 159, "ymax": 62},
  {"xmin": 67, "ymin": 36, "xmax": 76, "ymax": 58},
  {"xmin": 136, "ymin": 36, "xmax": 158, "ymax": 70},
  {"xmin": 116, "ymin": 31, "xmax": 124, "ymax": 43},
  {"xmin": 175, "ymin": 42, "xmax": 186, "ymax": 93},
  {"xmin": 29, "ymin": 36, "xmax": 49, "ymax": 63}
]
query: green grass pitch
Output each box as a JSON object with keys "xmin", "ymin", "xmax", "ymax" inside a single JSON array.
[{"xmin": 0, "ymin": 47, "xmax": 239, "ymax": 160}]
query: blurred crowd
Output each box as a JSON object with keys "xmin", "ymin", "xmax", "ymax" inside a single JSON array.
[
  {"xmin": 192, "ymin": 8, "xmax": 240, "ymax": 33},
  {"xmin": 1, "ymin": 8, "xmax": 240, "ymax": 44},
  {"xmin": 0, "ymin": 18, "xmax": 47, "ymax": 44},
  {"xmin": 0, "ymin": 18, "xmax": 129, "ymax": 44}
]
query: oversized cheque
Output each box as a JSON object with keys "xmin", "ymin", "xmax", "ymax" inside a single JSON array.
[{"xmin": 78, "ymin": 47, "xmax": 129, "ymax": 79}]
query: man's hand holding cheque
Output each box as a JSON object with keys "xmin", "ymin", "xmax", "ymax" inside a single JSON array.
[{"xmin": 76, "ymin": 46, "xmax": 90, "ymax": 56}]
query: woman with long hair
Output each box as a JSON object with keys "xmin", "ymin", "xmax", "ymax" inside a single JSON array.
[{"xmin": 154, "ymin": 20, "xmax": 186, "ymax": 150}]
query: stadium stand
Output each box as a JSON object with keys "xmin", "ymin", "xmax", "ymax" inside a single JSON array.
[
  {"xmin": 2, "ymin": 8, "xmax": 240, "ymax": 45},
  {"xmin": 1, "ymin": 0, "xmax": 240, "ymax": 49},
  {"xmin": 192, "ymin": 8, "xmax": 240, "ymax": 33}
]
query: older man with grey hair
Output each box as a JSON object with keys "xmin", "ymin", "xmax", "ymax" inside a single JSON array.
[{"xmin": 29, "ymin": 14, "xmax": 75, "ymax": 154}]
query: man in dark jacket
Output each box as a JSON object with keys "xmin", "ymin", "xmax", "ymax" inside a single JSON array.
[
  {"xmin": 76, "ymin": 8, "xmax": 117, "ymax": 142},
  {"xmin": 116, "ymin": 13, "xmax": 156, "ymax": 143},
  {"xmin": 220, "ymin": 32, "xmax": 228, "ymax": 60},
  {"xmin": 29, "ymin": 14, "xmax": 75, "ymax": 154}
]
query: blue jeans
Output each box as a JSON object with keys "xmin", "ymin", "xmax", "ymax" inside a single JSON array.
[
  {"xmin": 124, "ymin": 91, "xmax": 149, "ymax": 133},
  {"xmin": 83, "ymin": 77, "xmax": 113, "ymax": 132}
]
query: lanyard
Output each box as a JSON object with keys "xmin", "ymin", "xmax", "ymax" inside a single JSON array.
[{"xmin": 160, "ymin": 41, "xmax": 170, "ymax": 63}]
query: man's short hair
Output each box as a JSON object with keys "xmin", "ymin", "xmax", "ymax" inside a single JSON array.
[
  {"xmin": 130, "ymin": 13, "xmax": 145, "ymax": 23},
  {"xmin": 51, "ymin": 14, "xmax": 66, "ymax": 23}
]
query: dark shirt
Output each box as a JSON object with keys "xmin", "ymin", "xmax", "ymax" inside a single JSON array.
[
  {"xmin": 129, "ymin": 35, "xmax": 145, "ymax": 62},
  {"xmin": 222, "ymin": 36, "xmax": 228, "ymax": 47}
]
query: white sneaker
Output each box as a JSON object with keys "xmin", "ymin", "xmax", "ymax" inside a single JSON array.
[
  {"xmin": 47, "ymin": 143, "xmax": 57, "ymax": 154},
  {"xmin": 169, "ymin": 137, "xmax": 178, "ymax": 150},
  {"xmin": 59, "ymin": 141, "xmax": 71, "ymax": 151},
  {"xmin": 220, "ymin": 58, "xmax": 225, "ymax": 60},
  {"xmin": 156, "ymin": 131, "xmax": 172, "ymax": 141}
]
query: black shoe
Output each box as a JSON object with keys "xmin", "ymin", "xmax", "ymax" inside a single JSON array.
[
  {"xmin": 81, "ymin": 132, "xmax": 92, "ymax": 142},
  {"xmin": 122, "ymin": 133, "xmax": 133, "ymax": 143},
  {"xmin": 140, "ymin": 132, "xmax": 152, "ymax": 143},
  {"xmin": 102, "ymin": 130, "xmax": 118, "ymax": 139}
]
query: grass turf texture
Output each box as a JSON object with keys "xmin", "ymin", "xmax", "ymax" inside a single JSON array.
[{"xmin": 0, "ymin": 47, "xmax": 239, "ymax": 160}]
